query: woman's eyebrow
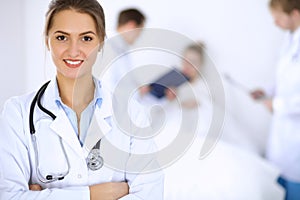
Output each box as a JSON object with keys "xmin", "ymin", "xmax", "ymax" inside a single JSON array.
[
  {"xmin": 53, "ymin": 30, "xmax": 96, "ymax": 36},
  {"xmin": 54, "ymin": 30, "xmax": 70, "ymax": 35},
  {"xmin": 79, "ymin": 31, "xmax": 97, "ymax": 36}
]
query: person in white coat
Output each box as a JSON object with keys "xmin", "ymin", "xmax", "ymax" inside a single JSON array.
[
  {"xmin": 251, "ymin": 0, "xmax": 300, "ymax": 199},
  {"xmin": 101, "ymin": 8, "xmax": 146, "ymax": 99},
  {"xmin": 0, "ymin": 0, "xmax": 164, "ymax": 199}
]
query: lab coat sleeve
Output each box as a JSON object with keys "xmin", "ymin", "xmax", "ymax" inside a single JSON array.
[
  {"xmin": 119, "ymin": 142, "xmax": 164, "ymax": 200},
  {"xmin": 262, "ymin": 81, "xmax": 276, "ymax": 98},
  {"xmin": 273, "ymin": 95, "xmax": 300, "ymax": 115},
  {"xmin": 0, "ymin": 98, "xmax": 90, "ymax": 200},
  {"xmin": 119, "ymin": 100, "xmax": 164, "ymax": 200}
]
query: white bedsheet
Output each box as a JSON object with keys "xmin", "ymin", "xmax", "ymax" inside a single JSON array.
[
  {"xmin": 138, "ymin": 80, "xmax": 284, "ymax": 199},
  {"xmin": 162, "ymin": 137, "xmax": 285, "ymax": 200}
]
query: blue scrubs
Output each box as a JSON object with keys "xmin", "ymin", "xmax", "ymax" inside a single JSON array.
[{"xmin": 278, "ymin": 176, "xmax": 300, "ymax": 200}]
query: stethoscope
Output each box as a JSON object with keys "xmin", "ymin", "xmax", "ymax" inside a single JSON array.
[{"xmin": 29, "ymin": 81, "xmax": 104, "ymax": 183}]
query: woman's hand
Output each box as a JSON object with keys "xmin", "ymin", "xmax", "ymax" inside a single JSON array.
[
  {"xmin": 262, "ymin": 99, "xmax": 273, "ymax": 113},
  {"xmin": 139, "ymin": 85, "xmax": 151, "ymax": 96},
  {"xmin": 250, "ymin": 89, "xmax": 273, "ymax": 113},
  {"xmin": 90, "ymin": 182, "xmax": 129, "ymax": 200},
  {"xmin": 29, "ymin": 181, "xmax": 129, "ymax": 200},
  {"xmin": 29, "ymin": 184, "xmax": 42, "ymax": 191},
  {"xmin": 165, "ymin": 87, "xmax": 177, "ymax": 101},
  {"xmin": 250, "ymin": 89, "xmax": 266, "ymax": 100}
]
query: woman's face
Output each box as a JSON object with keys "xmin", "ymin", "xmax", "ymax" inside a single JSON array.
[
  {"xmin": 181, "ymin": 50, "xmax": 202, "ymax": 80},
  {"xmin": 47, "ymin": 9, "xmax": 100, "ymax": 80}
]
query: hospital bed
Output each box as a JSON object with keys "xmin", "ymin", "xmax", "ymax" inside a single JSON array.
[{"xmin": 162, "ymin": 137, "xmax": 284, "ymax": 200}]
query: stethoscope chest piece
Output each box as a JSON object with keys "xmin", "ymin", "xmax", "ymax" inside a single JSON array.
[{"xmin": 87, "ymin": 149, "xmax": 104, "ymax": 171}]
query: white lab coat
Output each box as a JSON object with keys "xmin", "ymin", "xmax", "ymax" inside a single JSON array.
[
  {"xmin": 0, "ymin": 78, "xmax": 164, "ymax": 199},
  {"xmin": 266, "ymin": 27, "xmax": 300, "ymax": 182},
  {"xmin": 99, "ymin": 34, "xmax": 140, "ymax": 99}
]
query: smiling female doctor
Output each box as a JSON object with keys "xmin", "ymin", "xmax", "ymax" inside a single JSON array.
[{"xmin": 0, "ymin": 0, "xmax": 164, "ymax": 199}]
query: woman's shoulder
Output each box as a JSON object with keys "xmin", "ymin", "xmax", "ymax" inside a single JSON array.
[{"xmin": 2, "ymin": 90, "xmax": 36, "ymax": 117}]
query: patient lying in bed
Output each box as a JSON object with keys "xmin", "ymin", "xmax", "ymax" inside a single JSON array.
[{"xmin": 138, "ymin": 42, "xmax": 285, "ymax": 200}]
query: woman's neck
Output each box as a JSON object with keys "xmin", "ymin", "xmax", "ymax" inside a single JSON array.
[{"xmin": 56, "ymin": 74, "xmax": 95, "ymax": 111}]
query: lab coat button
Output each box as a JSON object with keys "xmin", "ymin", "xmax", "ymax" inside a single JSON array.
[{"xmin": 77, "ymin": 174, "xmax": 82, "ymax": 179}]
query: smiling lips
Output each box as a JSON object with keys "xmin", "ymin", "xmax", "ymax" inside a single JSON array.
[{"xmin": 64, "ymin": 59, "xmax": 84, "ymax": 68}]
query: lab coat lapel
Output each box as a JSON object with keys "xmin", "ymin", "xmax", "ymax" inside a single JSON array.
[
  {"xmin": 84, "ymin": 104, "xmax": 112, "ymax": 152},
  {"xmin": 41, "ymin": 78, "xmax": 113, "ymax": 157},
  {"xmin": 41, "ymin": 78, "xmax": 83, "ymax": 156},
  {"xmin": 50, "ymin": 109, "xmax": 83, "ymax": 156}
]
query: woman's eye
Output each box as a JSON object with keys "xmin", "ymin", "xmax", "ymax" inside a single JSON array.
[
  {"xmin": 56, "ymin": 35, "xmax": 66, "ymax": 41},
  {"xmin": 82, "ymin": 36, "xmax": 93, "ymax": 42}
]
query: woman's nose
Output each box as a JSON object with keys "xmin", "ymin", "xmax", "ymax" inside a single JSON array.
[{"xmin": 67, "ymin": 41, "xmax": 81, "ymax": 58}]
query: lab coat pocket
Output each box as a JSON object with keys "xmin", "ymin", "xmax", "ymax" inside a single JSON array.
[{"xmin": 34, "ymin": 118, "xmax": 69, "ymax": 183}]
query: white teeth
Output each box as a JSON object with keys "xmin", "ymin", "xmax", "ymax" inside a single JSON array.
[{"xmin": 65, "ymin": 60, "xmax": 81, "ymax": 65}]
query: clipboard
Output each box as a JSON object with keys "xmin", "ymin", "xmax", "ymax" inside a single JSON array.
[{"xmin": 149, "ymin": 68, "xmax": 190, "ymax": 99}]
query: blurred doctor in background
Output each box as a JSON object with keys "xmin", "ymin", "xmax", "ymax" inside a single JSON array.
[
  {"xmin": 101, "ymin": 8, "xmax": 146, "ymax": 97},
  {"xmin": 251, "ymin": 0, "xmax": 300, "ymax": 199}
]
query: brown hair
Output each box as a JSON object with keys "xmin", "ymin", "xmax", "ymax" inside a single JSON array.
[
  {"xmin": 184, "ymin": 42, "xmax": 206, "ymax": 63},
  {"xmin": 118, "ymin": 8, "xmax": 145, "ymax": 27},
  {"xmin": 44, "ymin": 0, "xmax": 106, "ymax": 41},
  {"xmin": 269, "ymin": 0, "xmax": 300, "ymax": 14}
]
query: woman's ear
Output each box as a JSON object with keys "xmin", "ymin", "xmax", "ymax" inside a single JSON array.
[{"xmin": 98, "ymin": 42, "xmax": 104, "ymax": 52}]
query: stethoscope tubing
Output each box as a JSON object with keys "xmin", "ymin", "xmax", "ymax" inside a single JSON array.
[
  {"xmin": 29, "ymin": 80, "xmax": 53, "ymax": 134},
  {"xmin": 29, "ymin": 80, "xmax": 103, "ymax": 183}
]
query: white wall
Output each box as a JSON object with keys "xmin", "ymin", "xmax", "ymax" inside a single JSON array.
[
  {"xmin": 0, "ymin": 0, "xmax": 284, "ymax": 154},
  {"xmin": 23, "ymin": 1, "xmax": 52, "ymax": 92},
  {"xmin": 0, "ymin": 0, "xmax": 25, "ymax": 110}
]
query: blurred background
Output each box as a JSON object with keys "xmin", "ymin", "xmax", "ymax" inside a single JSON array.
[
  {"xmin": 0, "ymin": 0, "xmax": 286, "ymax": 199},
  {"xmin": 0, "ymin": 0, "xmax": 283, "ymax": 155}
]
